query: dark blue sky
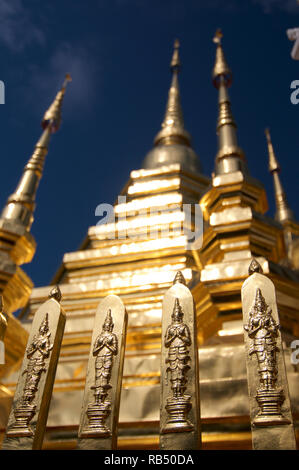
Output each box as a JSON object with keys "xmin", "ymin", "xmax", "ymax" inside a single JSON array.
[{"xmin": 0, "ymin": 0, "xmax": 299, "ymax": 288}]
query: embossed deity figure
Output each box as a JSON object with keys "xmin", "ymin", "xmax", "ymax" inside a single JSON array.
[
  {"xmin": 163, "ymin": 298, "xmax": 193, "ymax": 432},
  {"xmin": 23, "ymin": 313, "xmax": 53, "ymax": 405},
  {"xmin": 92, "ymin": 309, "xmax": 118, "ymax": 404},
  {"xmin": 82, "ymin": 309, "xmax": 119, "ymax": 436},
  {"xmin": 8, "ymin": 313, "xmax": 53, "ymax": 436},
  {"xmin": 165, "ymin": 298, "xmax": 191, "ymax": 398},
  {"xmin": 244, "ymin": 288, "xmax": 279, "ymax": 390}
]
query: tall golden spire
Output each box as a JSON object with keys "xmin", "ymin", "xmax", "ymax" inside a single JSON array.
[
  {"xmin": 154, "ymin": 39, "xmax": 191, "ymax": 147},
  {"xmin": 1, "ymin": 74, "xmax": 72, "ymax": 230},
  {"xmin": 265, "ymin": 128, "xmax": 294, "ymax": 223},
  {"xmin": 212, "ymin": 30, "xmax": 246, "ymax": 175}
]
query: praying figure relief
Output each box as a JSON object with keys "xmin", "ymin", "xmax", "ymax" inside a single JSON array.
[
  {"xmin": 8, "ymin": 314, "xmax": 53, "ymax": 436},
  {"xmin": 163, "ymin": 298, "xmax": 193, "ymax": 433},
  {"xmin": 244, "ymin": 288, "xmax": 290, "ymax": 425},
  {"xmin": 84, "ymin": 309, "xmax": 118, "ymax": 436}
]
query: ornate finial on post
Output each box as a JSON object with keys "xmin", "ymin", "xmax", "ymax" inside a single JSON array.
[
  {"xmin": 2, "ymin": 288, "xmax": 66, "ymax": 450},
  {"xmin": 241, "ymin": 263, "xmax": 296, "ymax": 449},
  {"xmin": 173, "ymin": 270, "xmax": 186, "ymax": 285},
  {"xmin": 77, "ymin": 295, "xmax": 128, "ymax": 450},
  {"xmin": 160, "ymin": 275, "xmax": 201, "ymax": 450},
  {"xmin": 49, "ymin": 285, "xmax": 62, "ymax": 303},
  {"xmin": 248, "ymin": 258, "xmax": 263, "ymax": 275}
]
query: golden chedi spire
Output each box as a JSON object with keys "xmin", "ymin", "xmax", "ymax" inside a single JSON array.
[
  {"xmin": 1, "ymin": 74, "xmax": 72, "ymax": 231},
  {"xmin": 142, "ymin": 40, "xmax": 201, "ymax": 173},
  {"xmin": 212, "ymin": 29, "xmax": 247, "ymax": 175},
  {"xmin": 154, "ymin": 39, "xmax": 191, "ymax": 147},
  {"xmin": 265, "ymin": 128, "xmax": 294, "ymax": 224}
]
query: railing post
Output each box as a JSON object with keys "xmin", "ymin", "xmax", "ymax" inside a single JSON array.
[
  {"xmin": 77, "ymin": 294, "xmax": 127, "ymax": 450},
  {"xmin": 159, "ymin": 271, "xmax": 201, "ymax": 450},
  {"xmin": 241, "ymin": 259, "xmax": 296, "ymax": 450},
  {"xmin": 2, "ymin": 286, "xmax": 65, "ymax": 450}
]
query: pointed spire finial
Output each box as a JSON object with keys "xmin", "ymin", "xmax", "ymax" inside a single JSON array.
[
  {"xmin": 154, "ymin": 39, "xmax": 191, "ymax": 147},
  {"xmin": 62, "ymin": 73, "xmax": 72, "ymax": 89},
  {"xmin": 213, "ymin": 28, "xmax": 223, "ymax": 44},
  {"xmin": 212, "ymin": 31, "xmax": 245, "ymax": 175},
  {"xmin": 39, "ymin": 312, "xmax": 50, "ymax": 334},
  {"xmin": 265, "ymin": 128, "xmax": 294, "ymax": 223},
  {"xmin": 173, "ymin": 270, "xmax": 186, "ymax": 285},
  {"xmin": 170, "ymin": 39, "xmax": 181, "ymax": 70},
  {"xmin": 265, "ymin": 128, "xmax": 280, "ymax": 172},
  {"xmin": 1, "ymin": 76, "xmax": 71, "ymax": 230},
  {"xmin": 248, "ymin": 258, "xmax": 263, "ymax": 275},
  {"xmin": 49, "ymin": 285, "xmax": 62, "ymax": 303},
  {"xmin": 42, "ymin": 73, "xmax": 72, "ymax": 133},
  {"xmin": 212, "ymin": 29, "xmax": 232, "ymax": 88}
]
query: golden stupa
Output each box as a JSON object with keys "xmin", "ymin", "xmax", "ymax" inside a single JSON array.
[{"xmin": 0, "ymin": 33, "xmax": 298, "ymax": 450}]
